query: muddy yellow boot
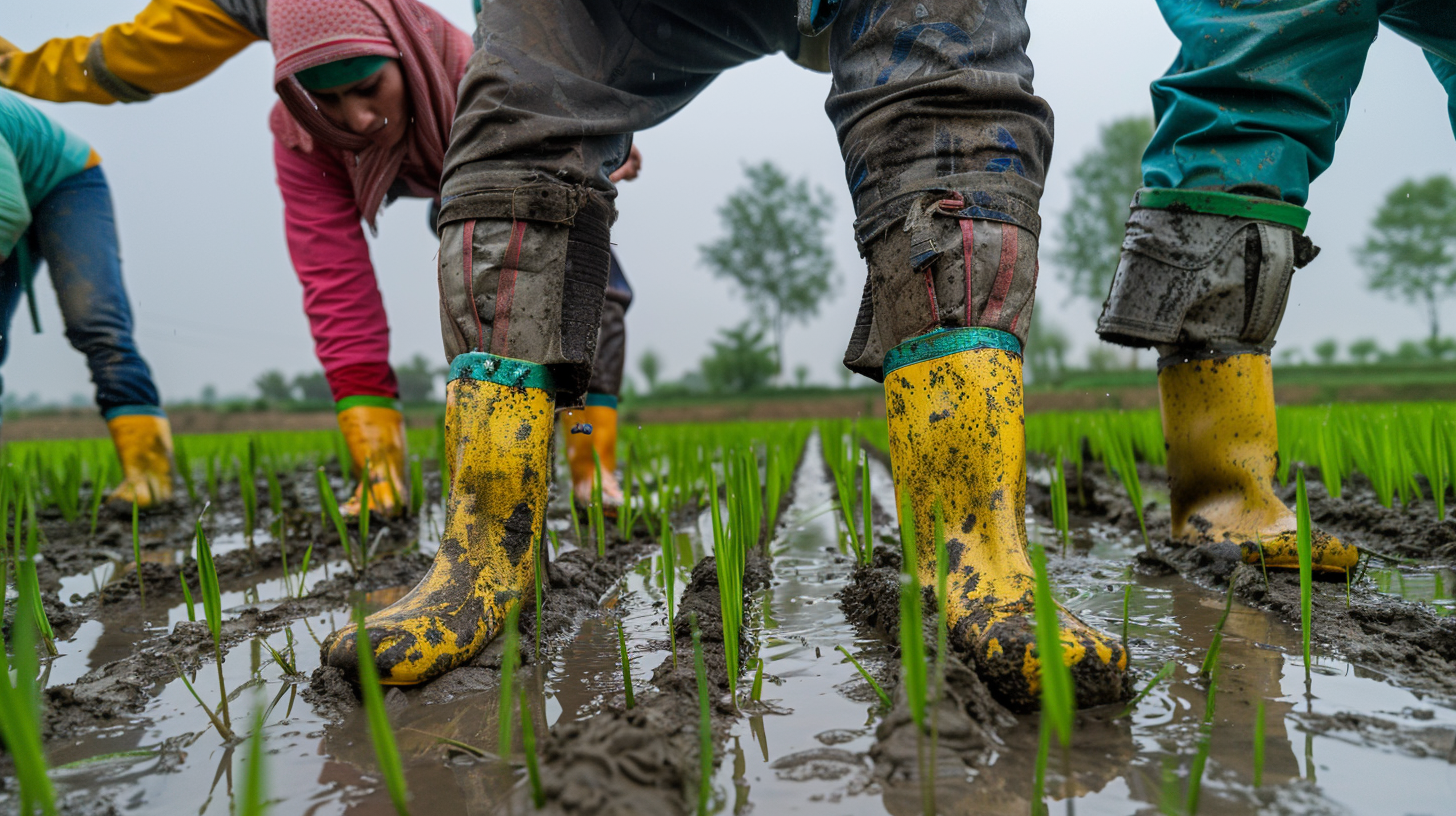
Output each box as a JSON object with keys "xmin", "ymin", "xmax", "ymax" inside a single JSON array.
[
  {"xmin": 1161, "ymin": 352, "xmax": 1357, "ymax": 574},
  {"xmin": 561, "ymin": 394, "xmax": 623, "ymax": 510},
  {"xmin": 884, "ymin": 328, "xmax": 1129, "ymax": 711},
  {"xmin": 336, "ymin": 398, "xmax": 409, "ymax": 519},
  {"xmin": 105, "ymin": 410, "xmax": 174, "ymax": 508},
  {"xmin": 323, "ymin": 353, "xmax": 553, "ymax": 685}
]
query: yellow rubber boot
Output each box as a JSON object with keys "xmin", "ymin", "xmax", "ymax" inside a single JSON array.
[
  {"xmin": 884, "ymin": 328, "xmax": 1128, "ymax": 711},
  {"xmin": 1161, "ymin": 352, "xmax": 1357, "ymax": 574},
  {"xmin": 336, "ymin": 399, "xmax": 409, "ymax": 519},
  {"xmin": 105, "ymin": 412, "xmax": 175, "ymax": 508},
  {"xmin": 323, "ymin": 353, "xmax": 553, "ymax": 685},
  {"xmin": 561, "ymin": 394, "xmax": 623, "ymax": 510}
]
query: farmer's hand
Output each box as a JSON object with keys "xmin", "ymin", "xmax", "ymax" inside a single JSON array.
[{"xmin": 610, "ymin": 145, "xmax": 642, "ymax": 183}]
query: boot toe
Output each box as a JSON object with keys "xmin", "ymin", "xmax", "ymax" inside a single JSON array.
[
  {"xmin": 323, "ymin": 622, "xmax": 434, "ymax": 685},
  {"xmin": 970, "ymin": 612, "xmax": 1130, "ymax": 713},
  {"xmin": 1239, "ymin": 529, "xmax": 1358, "ymax": 575}
]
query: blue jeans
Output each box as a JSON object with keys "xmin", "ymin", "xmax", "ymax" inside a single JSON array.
[
  {"xmin": 1144, "ymin": 0, "xmax": 1456, "ymax": 205},
  {"xmin": 0, "ymin": 166, "xmax": 162, "ymax": 417}
]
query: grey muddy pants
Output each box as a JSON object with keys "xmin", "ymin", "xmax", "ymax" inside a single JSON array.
[{"xmin": 438, "ymin": 0, "xmax": 1053, "ymax": 399}]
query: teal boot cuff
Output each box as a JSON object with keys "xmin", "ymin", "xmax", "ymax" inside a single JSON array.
[
  {"xmin": 883, "ymin": 327, "xmax": 1022, "ymax": 376},
  {"xmin": 449, "ymin": 352, "xmax": 555, "ymax": 391}
]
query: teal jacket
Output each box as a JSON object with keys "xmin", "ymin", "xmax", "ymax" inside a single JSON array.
[{"xmin": 0, "ymin": 89, "xmax": 98, "ymax": 261}]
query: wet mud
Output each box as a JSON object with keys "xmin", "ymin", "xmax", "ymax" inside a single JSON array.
[{"xmin": 9, "ymin": 434, "xmax": 1456, "ymax": 814}]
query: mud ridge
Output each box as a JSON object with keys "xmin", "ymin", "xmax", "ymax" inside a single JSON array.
[
  {"xmin": 1039, "ymin": 457, "xmax": 1456, "ymax": 699},
  {"xmin": 496, "ymin": 551, "xmax": 773, "ymax": 815}
]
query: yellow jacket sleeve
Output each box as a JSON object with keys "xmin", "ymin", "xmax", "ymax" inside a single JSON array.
[{"xmin": 0, "ymin": 0, "xmax": 261, "ymax": 104}]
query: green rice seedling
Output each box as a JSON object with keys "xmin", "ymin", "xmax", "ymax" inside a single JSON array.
[
  {"xmin": 293, "ymin": 538, "xmax": 315, "ymax": 599},
  {"xmin": 750, "ymin": 656, "xmax": 764, "ymax": 703},
  {"xmin": 1098, "ymin": 419, "xmax": 1148, "ymax": 547},
  {"xmin": 409, "ymin": 455, "xmax": 424, "ymax": 517},
  {"xmin": 590, "ymin": 451, "xmax": 607, "ymax": 557},
  {"xmin": 835, "ymin": 645, "xmax": 890, "ymax": 709},
  {"xmin": 315, "ymin": 466, "xmax": 354, "ymax": 571},
  {"xmin": 237, "ymin": 705, "xmax": 268, "ymax": 816},
  {"xmin": 21, "ymin": 499, "xmax": 56, "ymax": 656},
  {"xmin": 86, "ymin": 467, "xmax": 106, "ymax": 537},
  {"xmin": 617, "ymin": 618, "xmax": 635, "ymax": 709},
  {"xmin": 824, "ymin": 425, "xmax": 865, "ymax": 562},
  {"xmin": 534, "ymin": 534, "xmax": 545, "ymax": 661},
  {"xmin": 240, "ymin": 442, "xmax": 259, "ymax": 552},
  {"xmin": 1296, "ymin": 469, "xmax": 1314, "ymax": 681},
  {"xmin": 174, "ymin": 659, "xmax": 233, "ymax": 740},
  {"xmin": 617, "ymin": 455, "xmax": 639, "ymax": 541},
  {"xmin": 1049, "ymin": 453, "xmax": 1071, "ymax": 555},
  {"xmin": 1199, "ymin": 584, "xmax": 1235, "ymax": 679},
  {"xmin": 131, "ymin": 500, "xmax": 146, "ymax": 606},
  {"xmin": 568, "ymin": 474, "xmax": 585, "ymax": 549},
  {"xmin": 1030, "ymin": 541, "xmax": 1073, "ymax": 746},
  {"xmin": 1116, "ymin": 660, "xmax": 1175, "ymax": 719},
  {"xmin": 0, "ymin": 524, "xmax": 59, "ymax": 816},
  {"xmin": 520, "ymin": 688, "xmax": 545, "ymax": 809},
  {"xmin": 359, "ymin": 458, "xmax": 372, "ymax": 567},
  {"xmin": 1406, "ymin": 408, "xmax": 1448, "ymax": 520},
  {"xmin": 710, "ymin": 468, "xmax": 745, "ymax": 704},
  {"xmin": 259, "ymin": 635, "xmax": 298, "ymax": 677},
  {"xmin": 691, "ymin": 613, "xmax": 713, "ymax": 816},
  {"xmin": 204, "ymin": 453, "xmax": 219, "ymax": 501},
  {"xmin": 1253, "ymin": 698, "xmax": 1267, "ymax": 787},
  {"xmin": 861, "ymin": 450, "xmax": 874, "ymax": 560},
  {"xmin": 659, "ymin": 508, "xmax": 678, "ymax": 669},
  {"xmin": 1185, "ymin": 669, "xmax": 1217, "ymax": 815},
  {"xmin": 175, "ymin": 440, "xmax": 197, "ymax": 504},
  {"xmin": 352, "ymin": 605, "xmax": 410, "ymax": 815},
  {"xmin": 896, "ymin": 491, "xmax": 928, "ymax": 732},
  {"xmin": 498, "ymin": 602, "xmax": 522, "ymax": 755},
  {"xmin": 179, "ymin": 574, "xmax": 197, "ymax": 621},
  {"xmin": 1315, "ymin": 408, "xmax": 1343, "ymax": 501},
  {"xmin": 194, "ymin": 508, "xmax": 231, "ymax": 732}
]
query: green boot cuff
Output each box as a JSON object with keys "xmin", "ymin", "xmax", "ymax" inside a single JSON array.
[
  {"xmin": 1134, "ymin": 188, "xmax": 1310, "ymax": 232},
  {"xmin": 449, "ymin": 352, "xmax": 555, "ymax": 391},
  {"xmin": 883, "ymin": 327, "xmax": 1021, "ymax": 376},
  {"xmin": 335, "ymin": 395, "xmax": 401, "ymax": 413}
]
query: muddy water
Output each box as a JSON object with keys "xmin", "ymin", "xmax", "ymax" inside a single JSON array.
[{"xmin": 22, "ymin": 441, "xmax": 1456, "ymax": 815}]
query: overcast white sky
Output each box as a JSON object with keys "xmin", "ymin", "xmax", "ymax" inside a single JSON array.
[{"xmin": 5, "ymin": 1, "xmax": 1453, "ymax": 405}]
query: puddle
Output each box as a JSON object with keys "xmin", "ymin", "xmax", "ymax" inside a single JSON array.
[{"xmin": 1369, "ymin": 566, "xmax": 1456, "ymax": 617}]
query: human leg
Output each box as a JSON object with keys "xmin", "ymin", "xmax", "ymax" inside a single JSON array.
[
  {"xmin": 31, "ymin": 166, "xmax": 173, "ymax": 506},
  {"xmin": 562, "ymin": 251, "xmax": 631, "ymax": 508},
  {"xmin": 329, "ymin": 0, "xmax": 795, "ymax": 683},
  {"xmin": 829, "ymin": 0, "xmax": 1127, "ymax": 710},
  {"xmin": 1098, "ymin": 2, "xmax": 1391, "ymax": 573}
]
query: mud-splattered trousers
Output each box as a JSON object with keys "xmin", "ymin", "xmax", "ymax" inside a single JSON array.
[
  {"xmin": 436, "ymin": 0, "xmax": 1052, "ymax": 397},
  {"xmin": 1144, "ymin": 0, "xmax": 1456, "ymax": 206},
  {"xmin": 0, "ymin": 166, "xmax": 164, "ymax": 418}
]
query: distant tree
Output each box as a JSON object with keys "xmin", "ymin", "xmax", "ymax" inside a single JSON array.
[
  {"xmin": 200, "ymin": 384, "xmax": 218, "ymax": 406},
  {"xmin": 1313, "ymin": 338, "xmax": 1339, "ymax": 365},
  {"xmin": 255, "ymin": 370, "xmax": 293, "ymax": 402},
  {"xmin": 700, "ymin": 161, "xmax": 837, "ymax": 374},
  {"xmin": 1389, "ymin": 340, "xmax": 1427, "ymax": 362},
  {"xmin": 293, "ymin": 371, "xmax": 332, "ymax": 402},
  {"xmin": 1428, "ymin": 336, "xmax": 1456, "ymax": 360},
  {"xmin": 1348, "ymin": 337, "xmax": 1380, "ymax": 364},
  {"xmin": 1026, "ymin": 312, "xmax": 1070, "ymax": 385},
  {"xmin": 638, "ymin": 349, "xmax": 661, "ymax": 393},
  {"xmin": 700, "ymin": 322, "xmax": 778, "ymax": 394},
  {"xmin": 395, "ymin": 355, "xmax": 439, "ymax": 402},
  {"xmin": 1085, "ymin": 345, "xmax": 1119, "ymax": 372},
  {"xmin": 793, "ymin": 364, "xmax": 810, "ymax": 389},
  {"xmin": 1053, "ymin": 116, "xmax": 1155, "ymax": 310},
  {"xmin": 1357, "ymin": 175, "xmax": 1456, "ymax": 345}
]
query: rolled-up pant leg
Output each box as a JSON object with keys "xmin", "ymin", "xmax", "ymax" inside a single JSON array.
[
  {"xmin": 828, "ymin": 0, "xmax": 1052, "ymax": 379},
  {"xmin": 437, "ymin": 0, "xmax": 797, "ymax": 402},
  {"xmin": 587, "ymin": 251, "xmax": 631, "ymax": 397}
]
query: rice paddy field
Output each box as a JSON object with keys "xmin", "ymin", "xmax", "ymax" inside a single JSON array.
[{"xmin": 2, "ymin": 403, "xmax": 1456, "ymax": 815}]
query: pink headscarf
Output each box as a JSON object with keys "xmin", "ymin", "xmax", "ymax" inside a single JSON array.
[{"xmin": 268, "ymin": 0, "xmax": 472, "ymax": 228}]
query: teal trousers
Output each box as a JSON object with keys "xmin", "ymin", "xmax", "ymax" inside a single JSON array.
[{"xmin": 1143, "ymin": 0, "xmax": 1456, "ymax": 205}]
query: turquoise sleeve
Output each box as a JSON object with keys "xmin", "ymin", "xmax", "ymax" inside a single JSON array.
[{"xmin": 0, "ymin": 137, "xmax": 32, "ymax": 261}]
